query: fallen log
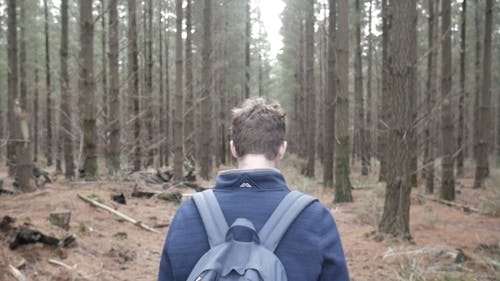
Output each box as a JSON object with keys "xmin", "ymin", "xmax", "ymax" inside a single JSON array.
[
  {"xmin": 417, "ymin": 194, "xmax": 482, "ymax": 214},
  {"xmin": 9, "ymin": 226, "xmax": 60, "ymax": 250},
  {"xmin": 77, "ymin": 194, "xmax": 160, "ymax": 234}
]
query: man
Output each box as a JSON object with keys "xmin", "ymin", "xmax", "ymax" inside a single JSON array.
[{"xmin": 158, "ymin": 98, "xmax": 350, "ymax": 281}]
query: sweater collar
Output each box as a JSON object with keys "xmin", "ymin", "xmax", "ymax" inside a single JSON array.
[{"xmin": 215, "ymin": 168, "xmax": 288, "ymax": 191}]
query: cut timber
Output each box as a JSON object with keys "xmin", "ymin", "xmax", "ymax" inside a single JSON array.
[
  {"xmin": 417, "ymin": 194, "xmax": 482, "ymax": 214},
  {"xmin": 77, "ymin": 194, "xmax": 160, "ymax": 234},
  {"xmin": 49, "ymin": 211, "xmax": 71, "ymax": 230},
  {"xmin": 9, "ymin": 264, "xmax": 27, "ymax": 281}
]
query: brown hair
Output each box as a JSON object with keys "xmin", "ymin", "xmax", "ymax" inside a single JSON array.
[{"xmin": 231, "ymin": 97, "xmax": 286, "ymax": 160}]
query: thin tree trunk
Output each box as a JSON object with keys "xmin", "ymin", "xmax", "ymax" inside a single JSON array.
[
  {"xmin": 184, "ymin": 0, "xmax": 194, "ymax": 163},
  {"xmin": 7, "ymin": 0, "xmax": 18, "ymax": 177},
  {"xmin": 424, "ymin": 0, "xmax": 437, "ymax": 194},
  {"xmin": 244, "ymin": 0, "xmax": 250, "ymax": 99},
  {"xmin": 107, "ymin": 0, "xmax": 120, "ymax": 174},
  {"xmin": 145, "ymin": 0, "xmax": 154, "ymax": 167},
  {"xmin": 173, "ymin": 0, "xmax": 184, "ymax": 180},
  {"xmin": 366, "ymin": 0, "xmax": 373, "ymax": 171},
  {"xmin": 335, "ymin": 0, "xmax": 353, "ymax": 203},
  {"xmin": 456, "ymin": 0, "xmax": 467, "ymax": 177},
  {"xmin": 473, "ymin": 0, "xmax": 493, "ymax": 188},
  {"xmin": 34, "ymin": 60, "xmax": 39, "ymax": 162},
  {"xmin": 159, "ymin": 0, "xmax": 165, "ymax": 167},
  {"xmin": 305, "ymin": 0, "xmax": 316, "ymax": 178},
  {"xmin": 355, "ymin": 0, "xmax": 367, "ymax": 176},
  {"xmin": 60, "ymin": 0, "xmax": 75, "ymax": 178},
  {"xmin": 100, "ymin": 0, "xmax": 108, "ymax": 167},
  {"xmin": 19, "ymin": 0, "xmax": 27, "ymax": 109},
  {"xmin": 164, "ymin": 10, "xmax": 170, "ymax": 167},
  {"xmin": 323, "ymin": 0, "xmax": 336, "ymax": 188},
  {"xmin": 378, "ymin": 0, "xmax": 390, "ymax": 182},
  {"xmin": 473, "ymin": 0, "xmax": 482, "ymax": 159},
  {"xmin": 200, "ymin": 0, "xmax": 213, "ymax": 180},
  {"xmin": 379, "ymin": 0, "xmax": 416, "ymax": 239},
  {"xmin": 44, "ymin": 0, "xmax": 53, "ymax": 167},
  {"xmin": 127, "ymin": 0, "xmax": 140, "ymax": 171},
  {"xmin": 440, "ymin": 0, "xmax": 455, "ymax": 200}
]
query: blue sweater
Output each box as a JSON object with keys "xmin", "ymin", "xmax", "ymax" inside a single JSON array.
[{"xmin": 158, "ymin": 169, "xmax": 350, "ymax": 281}]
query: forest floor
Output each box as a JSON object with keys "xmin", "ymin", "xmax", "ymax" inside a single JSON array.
[{"xmin": 0, "ymin": 157, "xmax": 499, "ymax": 281}]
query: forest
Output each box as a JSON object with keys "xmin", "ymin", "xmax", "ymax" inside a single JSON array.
[{"xmin": 0, "ymin": 0, "xmax": 499, "ymax": 280}]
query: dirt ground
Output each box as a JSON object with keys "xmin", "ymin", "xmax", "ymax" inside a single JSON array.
[{"xmin": 1, "ymin": 158, "xmax": 499, "ymax": 281}]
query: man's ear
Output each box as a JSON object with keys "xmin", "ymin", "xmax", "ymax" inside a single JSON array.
[
  {"xmin": 277, "ymin": 141, "xmax": 287, "ymax": 160},
  {"xmin": 230, "ymin": 140, "xmax": 239, "ymax": 159}
]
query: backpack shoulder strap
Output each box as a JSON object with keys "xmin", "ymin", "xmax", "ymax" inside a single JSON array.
[
  {"xmin": 259, "ymin": 191, "xmax": 317, "ymax": 252},
  {"xmin": 192, "ymin": 190, "xmax": 229, "ymax": 248}
]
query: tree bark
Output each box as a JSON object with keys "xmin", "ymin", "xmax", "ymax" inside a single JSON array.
[
  {"xmin": 366, "ymin": 0, "xmax": 373, "ymax": 172},
  {"xmin": 184, "ymin": 0, "xmax": 195, "ymax": 163},
  {"xmin": 100, "ymin": 0, "xmax": 108, "ymax": 167},
  {"xmin": 173, "ymin": 0, "xmax": 184, "ymax": 180},
  {"xmin": 473, "ymin": 0, "xmax": 482, "ymax": 160},
  {"xmin": 305, "ymin": 0, "xmax": 316, "ymax": 178},
  {"xmin": 200, "ymin": 0, "xmax": 213, "ymax": 180},
  {"xmin": 44, "ymin": 0, "xmax": 53, "ymax": 167},
  {"xmin": 107, "ymin": 0, "xmax": 120, "ymax": 174},
  {"xmin": 440, "ymin": 0, "xmax": 455, "ymax": 200},
  {"xmin": 127, "ymin": 0, "xmax": 140, "ymax": 171},
  {"xmin": 379, "ymin": 0, "xmax": 416, "ymax": 239},
  {"xmin": 7, "ymin": 0, "xmax": 17, "ymax": 177},
  {"xmin": 378, "ymin": 0, "xmax": 390, "ymax": 182},
  {"xmin": 456, "ymin": 0, "xmax": 467, "ymax": 177},
  {"xmin": 33, "ymin": 60, "xmax": 39, "ymax": 162},
  {"xmin": 423, "ymin": 0, "xmax": 438, "ymax": 194},
  {"xmin": 60, "ymin": 0, "xmax": 75, "ymax": 178},
  {"xmin": 323, "ymin": 0, "xmax": 336, "ymax": 188},
  {"xmin": 145, "ymin": 0, "xmax": 154, "ymax": 167},
  {"xmin": 354, "ymin": 0, "xmax": 367, "ymax": 176},
  {"xmin": 473, "ymin": 0, "xmax": 493, "ymax": 188},
  {"xmin": 244, "ymin": 0, "xmax": 250, "ymax": 99},
  {"xmin": 334, "ymin": 0, "xmax": 353, "ymax": 203},
  {"xmin": 158, "ymin": 0, "xmax": 165, "ymax": 167},
  {"xmin": 79, "ymin": 0, "xmax": 98, "ymax": 179}
]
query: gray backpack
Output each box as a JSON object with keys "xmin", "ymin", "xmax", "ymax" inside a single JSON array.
[{"xmin": 188, "ymin": 190, "xmax": 316, "ymax": 281}]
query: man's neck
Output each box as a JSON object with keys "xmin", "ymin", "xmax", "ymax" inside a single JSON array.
[{"xmin": 237, "ymin": 154, "xmax": 279, "ymax": 170}]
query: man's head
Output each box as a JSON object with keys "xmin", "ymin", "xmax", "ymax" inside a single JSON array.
[{"xmin": 231, "ymin": 97, "xmax": 287, "ymax": 163}]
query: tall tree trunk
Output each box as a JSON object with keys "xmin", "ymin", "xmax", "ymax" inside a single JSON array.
[
  {"xmin": 456, "ymin": 0, "xmax": 467, "ymax": 177},
  {"xmin": 378, "ymin": 0, "xmax": 390, "ymax": 182},
  {"xmin": 146, "ymin": 0, "xmax": 154, "ymax": 167},
  {"xmin": 354, "ymin": 0, "xmax": 367, "ymax": 176},
  {"xmin": 173, "ymin": 0, "xmax": 184, "ymax": 180},
  {"xmin": 60, "ymin": 0, "xmax": 75, "ymax": 178},
  {"xmin": 159, "ymin": 0, "xmax": 165, "ymax": 167},
  {"xmin": 164, "ymin": 8, "xmax": 170, "ymax": 167},
  {"xmin": 127, "ymin": 0, "xmax": 140, "ymax": 171},
  {"xmin": 440, "ymin": 0, "xmax": 455, "ymax": 200},
  {"xmin": 473, "ymin": 0, "xmax": 482, "ymax": 159},
  {"xmin": 379, "ymin": 0, "xmax": 416, "ymax": 239},
  {"xmin": 424, "ymin": 0, "xmax": 438, "ymax": 194},
  {"xmin": 19, "ymin": 0, "xmax": 27, "ymax": 109},
  {"xmin": 79, "ymin": 0, "xmax": 98, "ymax": 179},
  {"xmin": 100, "ymin": 0, "xmax": 108, "ymax": 166},
  {"xmin": 323, "ymin": 0, "xmax": 336, "ymax": 188},
  {"xmin": 366, "ymin": 0, "xmax": 373, "ymax": 171},
  {"xmin": 200, "ymin": 0, "xmax": 213, "ymax": 180},
  {"xmin": 305, "ymin": 0, "xmax": 316, "ymax": 178},
  {"xmin": 107, "ymin": 0, "xmax": 120, "ymax": 174},
  {"xmin": 473, "ymin": 0, "xmax": 493, "ymax": 188},
  {"xmin": 34, "ymin": 60, "xmax": 39, "ymax": 162},
  {"xmin": 7, "ymin": 0, "xmax": 18, "ymax": 177},
  {"xmin": 244, "ymin": 0, "xmax": 250, "ymax": 99},
  {"xmin": 335, "ymin": 0, "xmax": 353, "ymax": 203},
  {"xmin": 44, "ymin": 0, "xmax": 53, "ymax": 167},
  {"xmin": 185, "ymin": 0, "xmax": 194, "ymax": 164}
]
